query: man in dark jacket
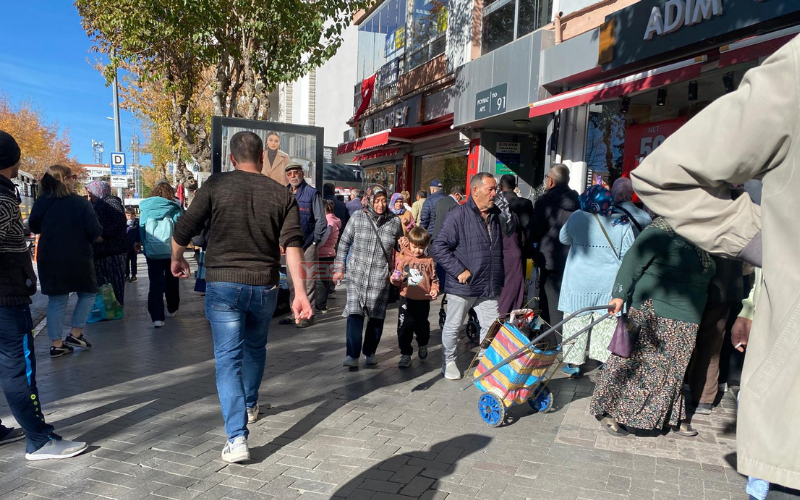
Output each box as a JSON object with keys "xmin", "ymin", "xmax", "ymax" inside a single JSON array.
[
  {"xmin": 125, "ymin": 208, "xmax": 141, "ymax": 282},
  {"xmin": 432, "ymin": 173, "xmax": 503, "ymax": 381},
  {"xmin": 0, "ymin": 130, "xmax": 88, "ymax": 460},
  {"xmin": 499, "ymin": 175, "xmax": 534, "ymax": 256},
  {"xmin": 530, "ymin": 164, "xmax": 579, "ymax": 328},
  {"xmin": 345, "ymin": 188, "xmax": 363, "ymax": 216},
  {"xmin": 419, "ymin": 179, "xmax": 445, "ymax": 232},
  {"xmin": 431, "ymin": 185, "xmax": 463, "ymax": 241},
  {"xmin": 322, "ymin": 183, "xmax": 349, "ymax": 227},
  {"xmin": 280, "ymin": 163, "xmax": 327, "ymax": 328}
]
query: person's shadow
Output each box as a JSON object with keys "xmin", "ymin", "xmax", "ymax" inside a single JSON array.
[{"xmin": 330, "ymin": 434, "xmax": 492, "ymax": 499}]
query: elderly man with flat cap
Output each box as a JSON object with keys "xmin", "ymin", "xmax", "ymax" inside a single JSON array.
[
  {"xmin": 0, "ymin": 130, "xmax": 88, "ymax": 460},
  {"xmin": 279, "ymin": 162, "xmax": 327, "ymax": 327}
]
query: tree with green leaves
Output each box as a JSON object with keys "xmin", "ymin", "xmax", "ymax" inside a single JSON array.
[{"xmin": 76, "ymin": 0, "xmax": 366, "ymax": 173}]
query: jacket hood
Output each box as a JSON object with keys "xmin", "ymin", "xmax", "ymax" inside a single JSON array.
[
  {"xmin": 326, "ymin": 213, "xmax": 341, "ymax": 229},
  {"xmin": 140, "ymin": 196, "xmax": 181, "ymax": 220}
]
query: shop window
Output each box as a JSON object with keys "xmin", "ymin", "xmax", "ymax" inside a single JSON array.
[
  {"xmin": 585, "ymin": 103, "xmax": 626, "ymax": 187},
  {"xmin": 482, "ymin": 0, "xmax": 553, "ymax": 55},
  {"xmin": 409, "ymin": 0, "xmax": 449, "ymax": 70},
  {"xmin": 364, "ymin": 164, "xmax": 398, "ymax": 193},
  {"xmin": 417, "ymin": 153, "xmax": 468, "ymax": 193},
  {"xmin": 357, "ymin": 0, "xmax": 407, "ymax": 82}
]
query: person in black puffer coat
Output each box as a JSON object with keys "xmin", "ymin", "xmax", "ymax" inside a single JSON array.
[{"xmin": 87, "ymin": 181, "xmax": 128, "ymax": 306}]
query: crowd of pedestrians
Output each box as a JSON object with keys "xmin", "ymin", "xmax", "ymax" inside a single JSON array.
[{"xmin": 0, "ymin": 36, "xmax": 795, "ymax": 500}]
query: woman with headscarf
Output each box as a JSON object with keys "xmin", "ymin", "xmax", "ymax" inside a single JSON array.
[
  {"xmin": 333, "ymin": 186, "xmax": 404, "ymax": 368},
  {"xmin": 390, "ymin": 193, "xmax": 415, "ymax": 235},
  {"xmin": 261, "ymin": 131, "xmax": 291, "ymax": 185},
  {"xmin": 86, "ymin": 180, "xmax": 128, "ymax": 307},
  {"xmin": 610, "ymin": 177, "xmax": 652, "ymax": 234},
  {"xmin": 558, "ymin": 185, "xmax": 636, "ymax": 377},
  {"xmin": 30, "ymin": 165, "xmax": 102, "ymax": 357},
  {"xmin": 589, "ymin": 217, "xmax": 716, "ymax": 437}
]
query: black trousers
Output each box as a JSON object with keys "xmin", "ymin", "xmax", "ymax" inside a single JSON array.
[
  {"xmin": 316, "ymin": 256, "xmax": 335, "ymax": 310},
  {"xmin": 126, "ymin": 250, "xmax": 138, "ymax": 278},
  {"xmin": 540, "ymin": 269, "xmax": 564, "ymax": 330},
  {"xmin": 146, "ymin": 258, "xmax": 180, "ymax": 322},
  {"xmin": 397, "ymin": 297, "xmax": 431, "ymax": 356},
  {"xmin": 0, "ymin": 305, "xmax": 58, "ymax": 452}
]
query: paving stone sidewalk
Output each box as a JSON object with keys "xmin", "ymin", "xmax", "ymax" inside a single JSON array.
[{"xmin": 0, "ymin": 258, "xmax": 788, "ymax": 500}]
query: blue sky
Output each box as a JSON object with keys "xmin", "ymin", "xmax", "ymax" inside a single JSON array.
[{"xmin": 0, "ymin": 3, "xmax": 150, "ymax": 166}]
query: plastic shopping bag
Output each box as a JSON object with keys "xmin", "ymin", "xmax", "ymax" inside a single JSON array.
[{"xmin": 87, "ymin": 284, "xmax": 124, "ymax": 323}]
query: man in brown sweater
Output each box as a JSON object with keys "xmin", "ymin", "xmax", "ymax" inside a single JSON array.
[{"xmin": 171, "ymin": 131, "xmax": 312, "ymax": 464}]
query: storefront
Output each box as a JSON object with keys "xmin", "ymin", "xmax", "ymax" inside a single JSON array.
[{"xmin": 533, "ymin": 0, "xmax": 800, "ymax": 192}]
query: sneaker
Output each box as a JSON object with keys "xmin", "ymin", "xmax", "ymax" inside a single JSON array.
[
  {"xmin": 317, "ymin": 307, "xmax": 328, "ymax": 314},
  {"xmin": 695, "ymin": 403, "xmax": 713, "ymax": 415},
  {"xmin": 398, "ymin": 355, "xmax": 411, "ymax": 368},
  {"xmin": 365, "ymin": 355, "xmax": 378, "ymax": 366},
  {"xmin": 50, "ymin": 345, "xmax": 73, "ymax": 358},
  {"xmin": 561, "ymin": 365, "xmax": 581, "ymax": 378},
  {"xmin": 343, "ymin": 356, "xmax": 358, "ymax": 368},
  {"xmin": 64, "ymin": 334, "xmax": 91, "ymax": 349},
  {"xmin": 125, "ymin": 276, "xmax": 130, "ymax": 282},
  {"xmin": 130, "ymin": 276, "xmax": 138, "ymax": 282},
  {"xmin": 166, "ymin": 310, "xmax": 178, "ymax": 318},
  {"xmin": 0, "ymin": 427, "xmax": 25, "ymax": 445},
  {"xmin": 278, "ymin": 317, "xmax": 296, "ymax": 325},
  {"xmin": 153, "ymin": 321, "xmax": 165, "ymax": 328},
  {"xmin": 418, "ymin": 345, "xmax": 428, "ymax": 359},
  {"xmin": 247, "ymin": 404, "xmax": 259, "ymax": 424},
  {"xmin": 442, "ymin": 361, "xmax": 461, "ymax": 380},
  {"xmin": 25, "ymin": 438, "xmax": 88, "ymax": 461},
  {"xmin": 718, "ymin": 382, "xmax": 728, "ymax": 393},
  {"xmin": 221, "ymin": 436, "xmax": 249, "ymax": 463},
  {"xmin": 296, "ymin": 317, "xmax": 314, "ymax": 328}
]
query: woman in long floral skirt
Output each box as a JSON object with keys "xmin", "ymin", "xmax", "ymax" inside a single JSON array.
[{"xmin": 589, "ymin": 218, "xmax": 716, "ymax": 437}]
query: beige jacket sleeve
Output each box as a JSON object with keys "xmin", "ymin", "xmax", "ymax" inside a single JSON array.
[{"xmin": 631, "ymin": 36, "xmax": 800, "ymax": 266}]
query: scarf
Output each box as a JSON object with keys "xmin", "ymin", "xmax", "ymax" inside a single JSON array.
[
  {"xmin": 86, "ymin": 180, "xmax": 111, "ymax": 200},
  {"xmin": 389, "ymin": 193, "xmax": 406, "ymax": 215},
  {"xmin": 366, "ymin": 185, "xmax": 392, "ymax": 227},
  {"xmin": 579, "ymin": 185, "xmax": 614, "ymax": 216},
  {"xmin": 649, "ymin": 217, "xmax": 713, "ymax": 274}
]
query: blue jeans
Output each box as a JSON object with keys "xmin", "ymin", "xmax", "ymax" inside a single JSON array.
[
  {"xmin": 205, "ymin": 282, "xmax": 278, "ymax": 440},
  {"xmin": 0, "ymin": 305, "xmax": 59, "ymax": 452},
  {"xmin": 346, "ymin": 314, "xmax": 384, "ymax": 359},
  {"xmin": 46, "ymin": 292, "xmax": 96, "ymax": 341}
]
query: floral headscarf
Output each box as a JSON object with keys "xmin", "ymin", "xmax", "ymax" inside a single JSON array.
[
  {"xmin": 389, "ymin": 193, "xmax": 406, "ymax": 215},
  {"xmin": 86, "ymin": 180, "xmax": 111, "ymax": 200},
  {"xmin": 579, "ymin": 185, "xmax": 614, "ymax": 216}
]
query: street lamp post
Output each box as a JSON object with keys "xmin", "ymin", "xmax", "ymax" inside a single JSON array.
[{"xmin": 111, "ymin": 50, "xmax": 123, "ymax": 200}]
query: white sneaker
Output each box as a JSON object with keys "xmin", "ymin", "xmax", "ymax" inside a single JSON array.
[
  {"xmin": 398, "ymin": 355, "xmax": 411, "ymax": 368},
  {"xmin": 365, "ymin": 355, "xmax": 378, "ymax": 366},
  {"xmin": 442, "ymin": 361, "xmax": 461, "ymax": 380},
  {"xmin": 25, "ymin": 438, "xmax": 88, "ymax": 461},
  {"xmin": 221, "ymin": 436, "xmax": 249, "ymax": 463},
  {"xmin": 153, "ymin": 321, "xmax": 165, "ymax": 328},
  {"xmin": 343, "ymin": 356, "xmax": 358, "ymax": 368},
  {"xmin": 246, "ymin": 404, "xmax": 259, "ymax": 424},
  {"xmin": 166, "ymin": 310, "xmax": 178, "ymax": 318}
]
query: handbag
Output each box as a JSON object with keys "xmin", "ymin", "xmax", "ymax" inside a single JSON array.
[{"xmin": 608, "ymin": 313, "xmax": 640, "ymax": 358}]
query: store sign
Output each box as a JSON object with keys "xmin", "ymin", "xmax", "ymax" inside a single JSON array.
[
  {"xmin": 475, "ymin": 83, "xmax": 507, "ymax": 120},
  {"xmin": 644, "ymin": 0, "xmax": 722, "ymax": 40},
  {"xmin": 361, "ymin": 95, "xmax": 421, "ymax": 136},
  {"xmin": 621, "ymin": 118, "xmax": 686, "ymax": 176},
  {"xmin": 379, "ymin": 58, "xmax": 400, "ymax": 89},
  {"xmin": 494, "ymin": 142, "xmax": 520, "ymax": 175},
  {"xmin": 604, "ymin": 0, "xmax": 800, "ymax": 69}
]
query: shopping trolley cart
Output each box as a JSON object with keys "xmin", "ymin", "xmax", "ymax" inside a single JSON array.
[{"xmin": 466, "ymin": 305, "xmax": 613, "ymax": 427}]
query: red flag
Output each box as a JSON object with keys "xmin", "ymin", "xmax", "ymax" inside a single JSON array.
[{"xmin": 353, "ymin": 74, "xmax": 376, "ymax": 124}]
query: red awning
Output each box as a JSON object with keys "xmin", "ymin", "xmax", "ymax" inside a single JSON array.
[
  {"xmin": 353, "ymin": 148, "xmax": 399, "ymax": 162},
  {"xmin": 529, "ymin": 56, "xmax": 707, "ymax": 118},
  {"xmin": 719, "ymin": 27, "xmax": 800, "ymax": 68},
  {"xmin": 337, "ymin": 120, "xmax": 453, "ymax": 156}
]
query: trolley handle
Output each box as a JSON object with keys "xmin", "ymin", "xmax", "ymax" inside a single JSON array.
[{"xmin": 465, "ymin": 305, "xmax": 613, "ymax": 390}]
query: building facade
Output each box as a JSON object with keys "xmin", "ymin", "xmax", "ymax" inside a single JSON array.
[{"xmin": 337, "ymin": 0, "xmax": 800, "ymax": 197}]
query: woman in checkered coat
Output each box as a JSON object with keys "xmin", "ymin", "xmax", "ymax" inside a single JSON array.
[{"xmin": 334, "ymin": 186, "xmax": 403, "ymax": 368}]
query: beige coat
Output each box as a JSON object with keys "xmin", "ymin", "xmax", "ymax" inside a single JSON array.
[
  {"xmin": 262, "ymin": 149, "xmax": 290, "ymax": 185},
  {"xmin": 631, "ymin": 35, "xmax": 800, "ymax": 489}
]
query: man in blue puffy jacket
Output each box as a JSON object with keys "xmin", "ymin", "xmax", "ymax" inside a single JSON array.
[
  {"xmin": 418, "ymin": 179, "xmax": 446, "ymax": 232},
  {"xmin": 432, "ymin": 172, "xmax": 505, "ymax": 380}
]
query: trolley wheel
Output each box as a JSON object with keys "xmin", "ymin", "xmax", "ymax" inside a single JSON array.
[
  {"xmin": 528, "ymin": 386, "xmax": 554, "ymax": 413},
  {"xmin": 465, "ymin": 321, "xmax": 480, "ymax": 343},
  {"xmin": 478, "ymin": 393, "xmax": 505, "ymax": 427}
]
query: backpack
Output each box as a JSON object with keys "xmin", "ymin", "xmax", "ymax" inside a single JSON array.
[{"xmin": 144, "ymin": 216, "xmax": 174, "ymax": 259}]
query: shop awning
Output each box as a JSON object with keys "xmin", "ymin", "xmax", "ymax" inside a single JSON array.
[
  {"xmin": 352, "ymin": 148, "xmax": 399, "ymax": 162},
  {"xmin": 719, "ymin": 26, "xmax": 800, "ymax": 68},
  {"xmin": 337, "ymin": 120, "xmax": 454, "ymax": 155},
  {"xmin": 529, "ymin": 56, "xmax": 707, "ymax": 118}
]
